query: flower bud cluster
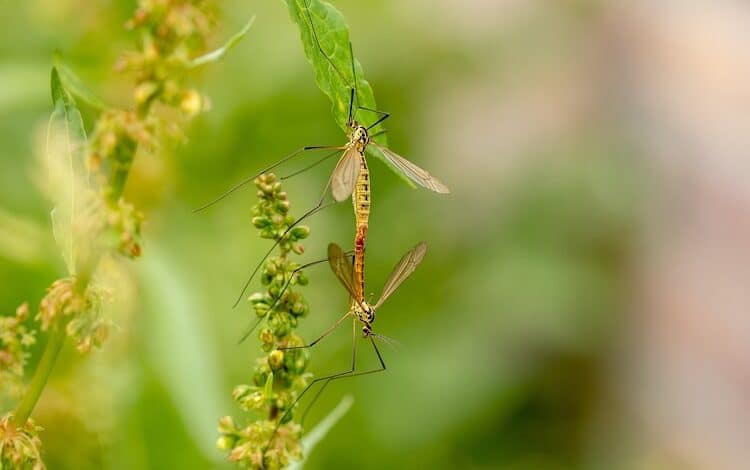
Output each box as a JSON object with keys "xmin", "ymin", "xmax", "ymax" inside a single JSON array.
[
  {"xmin": 118, "ymin": 0, "xmax": 215, "ymax": 116},
  {"xmin": 219, "ymin": 173, "xmax": 312, "ymax": 468}
]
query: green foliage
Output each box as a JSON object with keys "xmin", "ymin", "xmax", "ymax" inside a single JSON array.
[
  {"xmin": 190, "ymin": 16, "xmax": 256, "ymax": 68},
  {"xmin": 284, "ymin": 0, "xmax": 417, "ymax": 186},
  {"xmin": 48, "ymin": 67, "xmax": 89, "ymax": 275},
  {"xmin": 53, "ymin": 53, "xmax": 108, "ymax": 110}
]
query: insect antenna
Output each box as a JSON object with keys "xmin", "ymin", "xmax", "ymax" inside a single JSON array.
[
  {"xmin": 372, "ymin": 332, "xmax": 401, "ymax": 351},
  {"xmin": 232, "ymin": 197, "xmax": 336, "ymax": 308}
]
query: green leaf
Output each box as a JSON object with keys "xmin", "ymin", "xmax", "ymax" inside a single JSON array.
[
  {"xmin": 47, "ymin": 66, "xmax": 88, "ymax": 275},
  {"xmin": 53, "ymin": 53, "xmax": 108, "ymax": 110},
  {"xmin": 189, "ymin": 15, "xmax": 256, "ymax": 68},
  {"xmin": 288, "ymin": 395, "xmax": 354, "ymax": 470},
  {"xmin": 285, "ymin": 0, "xmax": 416, "ymax": 186}
]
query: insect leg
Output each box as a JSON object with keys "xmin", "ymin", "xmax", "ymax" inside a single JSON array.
[
  {"xmin": 193, "ymin": 145, "xmax": 341, "ymax": 212},
  {"xmin": 265, "ymin": 317, "xmax": 358, "ymax": 453},
  {"xmin": 280, "ymin": 148, "xmax": 342, "ymax": 181},
  {"xmin": 360, "ymin": 106, "xmax": 391, "ymax": 131},
  {"xmin": 232, "ymin": 170, "xmax": 340, "ymax": 308},
  {"xmin": 277, "ymin": 310, "xmax": 351, "ymax": 351},
  {"xmin": 299, "ymin": 317, "xmax": 358, "ymax": 425}
]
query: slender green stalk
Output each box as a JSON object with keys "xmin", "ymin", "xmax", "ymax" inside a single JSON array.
[{"xmin": 11, "ymin": 321, "xmax": 66, "ymax": 426}]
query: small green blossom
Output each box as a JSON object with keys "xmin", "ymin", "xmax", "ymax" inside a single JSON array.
[{"xmin": 219, "ymin": 173, "xmax": 313, "ymax": 468}]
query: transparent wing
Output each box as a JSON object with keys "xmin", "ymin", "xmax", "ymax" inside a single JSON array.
[
  {"xmin": 331, "ymin": 147, "xmax": 361, "ymax": 202},
  {"xmin": 328, "ymin": 242, "xmax": 359, "ymax": 300},
  {"xmin": 374, "ymin": 242, "xmax": 428, "ymax": 310},
  {"xmin": 371, "ymin": 143, "xmax": 450, "ymax": 194}
]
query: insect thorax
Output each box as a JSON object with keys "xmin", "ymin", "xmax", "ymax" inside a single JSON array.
[
  {"xmin": 349, "ymin": 124, "xmax": 369, "ymax": 153},
  {"xmin": 354, "ymin": 301, "xmax": 375, "ymax": 324}
]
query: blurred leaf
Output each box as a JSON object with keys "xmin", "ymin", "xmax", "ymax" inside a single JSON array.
[
  {"xmin": 47, "ymin": 66, "xmax": 88, "ymax": 275},
  {"xmin": 284, "ymin": 0, "xmax": 418, "ymax": 187},
  {"xmin": 289, "ymin": 395, "xmax": 354, "ymax": 470},
  {"xmin": 139, "ymin": 245, "xmax": 230, "ymax": 463},
  {"xmin": 54, "ymin": 52, "xmax": 108, "ymax": 110},
  {"xmin": 189, "ymin": 16, "xmax": 256, "ymax": 68}
]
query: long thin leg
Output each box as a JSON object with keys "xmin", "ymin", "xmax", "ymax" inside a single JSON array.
[
  {"xmin": 272, "ymin": 335, "xmax": 387, "ymax": 447},
  {"xmin": 280, "ymin": 148, "xmax": 342, "ymax": 181},
  {"xmin": 359, "ymin": 106, "xmax": 391, "ymax": 131},
  {"xmin": 263, "ymin": 250, "xmax": 354, "ymax": 315},
  {"xmin": 237, "ymin": 316, "xmax": 264, "ymax": 345},
  {"xmin": 238, "ymin": 251, "xmax": 353, "ymax": 344},
  {"xmin": 264, "ymin": 318, "xmax": 358, "ymax": 455},
  {"xmin": 278, "ymin": 310, "xmax": 351, "ymax": 351},
  {"xmin": 232, "ymin": 170, "xmax": 340, "ymax": 308},
  {"xmin": 193, "ymin": 145, "xmax": 342, "ymax": 212},
  {"xmin": 300, "ymin": 318, "xmax": 358, "ymax": 425}
]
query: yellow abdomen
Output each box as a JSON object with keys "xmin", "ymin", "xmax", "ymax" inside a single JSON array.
[{"xmin": 352, "ymin": 153, "xmax": 370, "ymax": 301}]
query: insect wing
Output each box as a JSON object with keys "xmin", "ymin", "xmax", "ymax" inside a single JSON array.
[
  {"xmin": 374, "ymin": 242, "xmax": 428, "ymax": 310},
  {"xmin": 328, "ymin": 243, "xmax": 359, "ymax": 300},
  {"xmin": 371, "ymin": 143, "xmax": 449, "ymax": 194},
  {"xmin": 331, "ymin": 147, "xmax": 361, "ymax": 202}
]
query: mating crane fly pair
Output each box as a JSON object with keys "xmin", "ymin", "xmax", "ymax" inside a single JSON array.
[{"xmin": 196, "ymin": 0, "xmax": 449, "ymax": 449}]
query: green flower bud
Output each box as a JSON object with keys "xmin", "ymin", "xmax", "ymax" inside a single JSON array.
[
  {"xmin": 268, "ymin": 350, "xmax": 284, "ymax": 370},
  {"xmin": 252, "ymin": 216, "xmax": 271, "ymax": 228},
  {"xmin": 275, "ymin": 200, "xmax": 290, "ymax": 214},
  {"xmin": 254, "ymin": 303, "xmax": 269, "ymax": 317},
  {"xmin": 290, "ymin": 226, "xmax": 310, "ymax": 240},
  {"xmin": 291, "ymin": 301, "xmax": 305, "ymax": 316}
]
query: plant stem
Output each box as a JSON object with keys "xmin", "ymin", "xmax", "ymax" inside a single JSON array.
[{"xmin": 11, "ymin": 322, "xmax": 66, "ymax": 425}]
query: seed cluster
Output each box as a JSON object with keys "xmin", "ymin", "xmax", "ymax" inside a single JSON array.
[{"xmin": 218, "ymin": 174, "xmax": 312, "ymax": 469}]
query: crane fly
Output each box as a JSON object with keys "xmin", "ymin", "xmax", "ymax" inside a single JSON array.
[
  {"xmin": 264, "ymin": 241, "xmax": 428, "ymax": 448},
  {"xmin": 195, "ymin": 0, "xmax": 448, "ymax": 308}
]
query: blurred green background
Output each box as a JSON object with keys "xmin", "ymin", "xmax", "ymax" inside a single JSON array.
[{"xmin": 1, "ymin": 1, "xmax": 644, "ymax": 469}]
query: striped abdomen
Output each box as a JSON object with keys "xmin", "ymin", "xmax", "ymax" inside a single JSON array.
[{"xmin": 352, "ymin": 152, "xmax": 370, "ymax": 301}]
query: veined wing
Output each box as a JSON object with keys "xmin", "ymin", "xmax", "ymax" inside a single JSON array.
[
  {"xmin": 371, "ymin": 143, "xmax": 449, "ymax": 194},
  {"xmin": 374, "ymin": 242, "xmax": 428, "ymax": 310},
  {"xmin": 328, "ymin": 242, "xmax": 361, "ymax": 303},
  {"xmin": 331, "ymin": 146, "xmax": 361, "ymax": 202}
]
